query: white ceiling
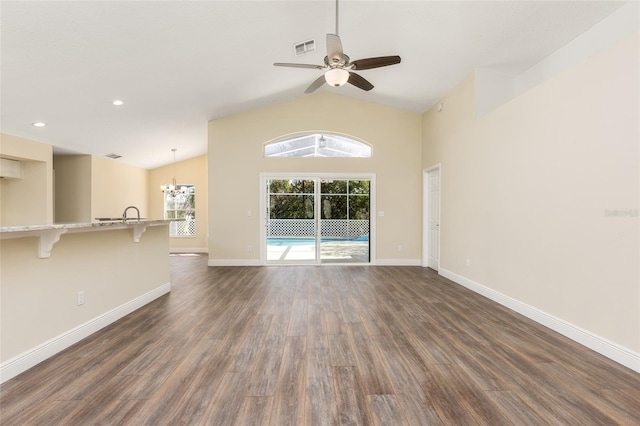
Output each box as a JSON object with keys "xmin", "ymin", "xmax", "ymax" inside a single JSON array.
[{"xmin": 1, "ymin": 1, "xmax": 626, "ymax": 169}]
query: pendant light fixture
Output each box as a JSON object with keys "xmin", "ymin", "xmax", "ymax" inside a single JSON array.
[
  {"xmin": 318, "ymin": 134, "xmax": 327, "ymax": 148},
  {"xmin": 160, "ymin": 148, "xmax": 187, "ymax": 195}
]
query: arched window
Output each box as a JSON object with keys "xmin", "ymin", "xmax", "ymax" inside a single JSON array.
[{"xmin": 264, "ymin": 133, "xmax": 371, "ymax": 158}]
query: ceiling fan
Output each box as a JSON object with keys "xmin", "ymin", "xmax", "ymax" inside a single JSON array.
[{"xmin": 273, "ymin": 0, "xmax": 401, "ymax": 94}]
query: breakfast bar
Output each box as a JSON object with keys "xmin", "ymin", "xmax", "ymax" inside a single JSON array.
[
  {"xmin": 0, "ymin": 220, "xmax": 173, "ymax": 382},
  {"xmin": 1, "ymin": 219, "xmax": 172, "ymax": 258}
]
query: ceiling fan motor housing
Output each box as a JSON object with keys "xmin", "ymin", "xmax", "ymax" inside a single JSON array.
[{"xmin": 325, "ymin": 54, "xmax": 350, "ymax": 68}]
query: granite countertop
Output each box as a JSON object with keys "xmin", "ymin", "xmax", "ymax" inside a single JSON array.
[
  {"xmin": 1, "ymin": 219, "xmax": 176, "ymax": 257},
  {"xmin": 0, "ymin": 219, "xmax": 173, "ymax": 234}
]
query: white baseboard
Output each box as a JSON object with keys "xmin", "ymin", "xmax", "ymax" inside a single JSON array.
[
  {"xmin": 375, "ymin": 258, "xmax": 421, "ymax": 266},
  {"xmin": 0, "ymin": 282, "xmax": 171, "ymax": 384},
  {"xmin": 170, "ymin": 247, "xmax": 208, "ymax": 254},
  {"xmin": 439, "ymin": 268, "xmax": 640, "ymax": 373},
  {"xmin": 207, "ymin": 259, "xmax": 262, "ymax": 266},
  {"xmin": 207, "ymin": 259, "xmax": 422, "ymax": 266}
]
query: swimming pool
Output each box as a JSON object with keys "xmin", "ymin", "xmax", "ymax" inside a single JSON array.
[{"xmin": 267, "ymin": 236, "xmax": 369, "ymax": 246}]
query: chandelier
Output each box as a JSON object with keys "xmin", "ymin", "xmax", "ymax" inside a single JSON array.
[{"xmin": 160, "ymin": 148, "xmax": 187, "ymax": 196}]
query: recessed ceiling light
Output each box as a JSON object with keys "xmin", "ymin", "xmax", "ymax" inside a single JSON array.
[
  {"xmin": 112, "ymin": 100, "xmax": 124, "ymax": 106},
  {"xmin": 32, "ymin": 122, "xmax": 46, "ymax": 127}
]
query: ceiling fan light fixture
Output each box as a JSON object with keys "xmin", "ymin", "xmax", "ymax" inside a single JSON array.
[{"xmin": 325, "ymin": 68, "xmax": 349, "ymax": 87}]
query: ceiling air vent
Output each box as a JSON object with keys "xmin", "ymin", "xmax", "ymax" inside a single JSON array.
[
  {"xmin": 294, "ymin": 39, "xmax": 315, "ymax": 56},
  {"xmin": 105, "ymin": 153, "xmax": 122, "ymax": 159}
]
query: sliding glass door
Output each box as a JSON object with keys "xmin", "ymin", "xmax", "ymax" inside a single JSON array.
[
  {"xmin": 264, "ymin": 175, "xmax": 372, "ymax": 265},
  {"xmin": 266, "ymin": 178, "xmax": 317, "ymax": 263},
  {"xmin": 319, "ymin": 179, "xmax": 370, "ymax": 263}
]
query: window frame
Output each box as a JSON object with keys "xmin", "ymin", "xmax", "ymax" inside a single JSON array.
[
  {"xmin": 264, "ymin": 132, "xmax": 372, "ymax": 158},
  {"xmin": 164, "ymin": 184, "xmax": 196, "ymax": 238}
]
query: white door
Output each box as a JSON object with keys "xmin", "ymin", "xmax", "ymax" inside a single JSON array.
[{"xmin": 427, "ymin": 168, "xmax": 440, "ymax": 270}]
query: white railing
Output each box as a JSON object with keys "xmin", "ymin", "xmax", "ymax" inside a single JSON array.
[
  {"xmin": 170, "ymin": 220, "xmax": 196, "ymax": 237},
  {"xmin": 267, "ymin": 219, "xmax": 369, "ymax": 239}
]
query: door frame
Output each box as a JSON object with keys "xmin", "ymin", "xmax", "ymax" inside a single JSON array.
[
  {"xmin": 422, "ymin": 164, "xmax": 441, "ymax": 269},
  {"xmin": 259, "ymin": 172, "xmax": 377, "ymax": 265}
]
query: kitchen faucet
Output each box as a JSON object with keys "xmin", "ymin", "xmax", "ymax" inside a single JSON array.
[{"xmin": 122, "ymin": 206, "xmax": 140, "ymax": 222}]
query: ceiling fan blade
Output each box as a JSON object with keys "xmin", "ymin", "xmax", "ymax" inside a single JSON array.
[
  {"xmin": 326, "ymin": 34, "xmax": 344, "ymax": 64},
  {"xmin": 348, "ymin": 72, "xmax": 374, "ymax": 91},
  {"xmin": 304, "ymin": 75, "xmax": 326, "ymax": 94},
  {"xmin": 351, "ymin": 55, "xmax": 401, "ymax": 70},
  {"xmin": 273, "ymin": 63, "xmax": 324, "ymax": 70}
]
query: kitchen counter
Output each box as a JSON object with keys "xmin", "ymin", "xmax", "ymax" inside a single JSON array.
[
  {"xmin": 0, "ymin": 218, "xmax": 173, "ymax": 233},
  {"xmin": 1, "ymin": 219, "xmax": 172, "ymax": 382},
  {"xmin": 0, "ymin": 219, "xmax": 174, "ymax": 258}
]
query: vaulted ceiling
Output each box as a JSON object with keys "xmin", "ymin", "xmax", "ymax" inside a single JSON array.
[{"xmin": 1, "ymin": 1, "xmax": 626, "ymax": 169}]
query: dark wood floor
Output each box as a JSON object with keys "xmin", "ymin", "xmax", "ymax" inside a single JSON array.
[{"xmin": 2, "ymin": 254, "xmax": 639, "ymax": 425}]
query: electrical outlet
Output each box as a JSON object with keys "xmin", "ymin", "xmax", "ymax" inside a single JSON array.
[
  {"xmin": 397, "ymin": 245, "xmax": 403, "ymax": 252},
  {"xmin": 247, "ymin": 245, "xmax": 252, "ymax": 252},
  {"xmin": 77, "ymin": 291, "xmax": 85, "ymax": 306},
  {"xmin": 466, "ymin": 258, "xmax": 470, "ymax": 267}
]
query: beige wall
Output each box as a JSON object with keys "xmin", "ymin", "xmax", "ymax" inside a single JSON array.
[
  {"xmin": 422, "ymin": 33, "xmax": 639, "ymax": 352},
  {"xmin": 52, "ymin": 155, "xmax": 149, "ymax": 222},
  {"xmin": 1, "ymin": 134, "xmax": 149, "ymax": 226},
  {"xmin": 208, "ymin": 92, "xmax": 422, "ymax": 263},
  {"xmin": 149, "ymin": 154, "xmax": 208, "ymax": 252},
  {"xmin": 91, "ymin": 156, "xmax": 149, "ymax": 219},
  {"xmin": 54, "ymin": 155, "xmax": 92, "ymax": 223},
  {"xmin": 0, "ymin": 133, "xmax": 53, "ymax": 226}
]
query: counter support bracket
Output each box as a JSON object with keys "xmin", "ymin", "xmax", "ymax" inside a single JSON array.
[
  {"xmin": 39, "ymin": 229, "xmax": 68, "ymax": 258},
  {"xmin": 132, "ymin": 224, "xmax": 148, "ymax": 243}
]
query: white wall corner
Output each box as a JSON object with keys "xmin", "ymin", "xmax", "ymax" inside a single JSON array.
[
  {"xmin": 438, "ymin": 268, "xmax": 640, "ymax": 374},
  {"xmin": 474, "ymin": 68, "xmax": 516, "ymax": 118},
  {"xmin": 475, "ymin": 2, "xmax": 639, "ymax": 117},
  {"xmin": 516, "ymin": 1, "xmax": 640, "ymax": 95},
  {"xmin": 0, "ymin": 282, "xmax": 171, "ymax": 384}
]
